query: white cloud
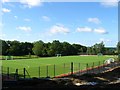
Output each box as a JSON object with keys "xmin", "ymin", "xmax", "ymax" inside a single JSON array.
[
  {"xmin": 16, "ymin": 26, "xmax": 32, "ymax": 32},
  {"xmin": 14, "ymin": 16, "xmax": 18, "ymax": 19},
  {"xmin": 2, "ymin": 8, "xmax": 11, "ymax": 13},
  {"xmin": 49, "ymin": 24, "xmax": 70, "ymax": 35},
  {"xmin": 24, "ymin": 18, "xmax": 31, "ymax": 22},
  {"xmin": 101, "ymin": 0, "xmax": 118, "ymax": 7},
  {"xmin": 42, "ymin": 16, "xmax": 50, "ymax": 22},
  {"xmin": 94, "ymin": 28, "xmax": 108, "ymax": 34},
  {"xmin": 20, "ymin": 0, "xmax": 42, "ymax": 8},
  {"xmin": 2, "ymin": 0, "xmax": 9, "ymax": 3},
  {"xmin": 88, "ymin": 17, "xmax": 101, "ymax": 24},
  {"xmin": 76, "ymin": 27, "xmax": 92, "ymax": 32},
  {"xmin": 76, "ymin": 26, "xmax": 108, "ymax": 34},
  {"xmin": 97, "ymin": 38, "xmax": 112, "ymax": 44},
  {"xmin": 100, "ymin": 38, "xmax": 111, "ymax": 42}
]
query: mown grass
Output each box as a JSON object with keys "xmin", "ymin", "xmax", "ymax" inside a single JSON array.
[
  {"xmin": 2, "ymin": 55, "xmax": 118, "ymax": 78},
  {"xmin": 0, "ymin": 55, "xmax": 38, "ymax": 60}
]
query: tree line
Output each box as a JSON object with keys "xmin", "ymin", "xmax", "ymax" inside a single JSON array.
[{"xmin": 0, "ymin": 39, "xmax": 119, "ymax": 57}]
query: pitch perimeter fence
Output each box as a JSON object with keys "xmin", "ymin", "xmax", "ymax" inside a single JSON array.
[{"xmin": 1, "ymin": 60, "xmax": 120, "ymax": 80}]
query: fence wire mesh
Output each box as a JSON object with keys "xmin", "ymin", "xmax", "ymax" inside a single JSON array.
[{"xmin": 2, "ymin": 60, "xmax": 120, "ymax": 80}]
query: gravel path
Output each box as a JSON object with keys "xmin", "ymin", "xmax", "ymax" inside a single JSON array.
[{"xmin": 74, "ymin": 61, "xmax": 120, "ymax": 76}]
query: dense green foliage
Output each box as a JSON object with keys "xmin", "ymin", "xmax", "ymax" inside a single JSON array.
[
  {"xmin": 32, "ymin": 40, "xmax": 45, "ymax": 56},
  {"xmin": 0, "ymin": 39, "xmax": 118, "ymax": 57},
  {"xmin": 117, "ymin": 41, "xmax": 120, "ymax": 54},
  {"xmin": 0, "ymin": 40, "xmax": 33, "ymax": 56}
]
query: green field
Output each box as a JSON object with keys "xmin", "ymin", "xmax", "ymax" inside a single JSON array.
[
  {"xmin": 0, "ymin": 55, "xmax": 38, "ymax": 60},
  {"xmin": 2, "ymin": 55, "xmax": 117, "ymax": 78}
]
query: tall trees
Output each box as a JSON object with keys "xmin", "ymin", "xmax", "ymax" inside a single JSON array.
[
  {"xmin": 72, "ymin": 44, "xmax": 81, "ymax": 55},
  {"xmin": 49, "ymin": 40, "xmax": 63, "ymax": 56},
  {"xmin": 72, "ymin": 44, "xmax": 87, "ymax": 55},
  {"xmin": 1, "ymin": 39, "xmax": 115, "ymax": 57},
  {"xmin": 93, "ymin": 42, "xmax": 105, "ymax": 54},
  {"xmin": 98, "ymin": 41, "xmax": 105, "ymax": 54},
  {"xmin": 62, "ymin": 42, "xmax": 77, "ymax": 55},
  {"xmin": 0, "ymin": 40, "xmax": 9, "ymax": 55},
  {"xmin": 8, "ymin": 40, "xmax": 22, "ymax": 56},
  {"xmin": 32, "ymin": 40, "xmax": 45, "ymax": 56},
  {"xmin": 62, "ymin": 42, "xmax": 72, "ymax": 55},
  {"xmin": 32, "ymin": 40, "xmax": 87, "ymax": 56},
  {"xmin": 1, "ymin": 40, "xmax": 33, "ymax": 56},
  {"xmin": 20, "ymin": 42, "xmax": 33, "ymax": 55},
  {"xmin": 87, "ymin": 47, "xmax": 92, "ymax": 55},
  {"xmin": 86, "ymin": 42, "xmax": 105, "ymax": 55}
]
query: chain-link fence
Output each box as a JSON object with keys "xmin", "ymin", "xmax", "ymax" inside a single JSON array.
[{"xmin": 2, "ymin": 60, "xmax": 120, "ymax": 80}]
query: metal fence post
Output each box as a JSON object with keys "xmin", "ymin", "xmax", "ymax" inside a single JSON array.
[
  {"xmin": 93, "ymin": 62, "xmax": 94, "ymax": 73},
  {"xmin": 86, "ymin": 63, "xmax": 88, "ymax": 74},
  {"xmin": 15, "ymin": 69, "xmax": 18, "ymax": 80},
  {"xmin": 54, "ymin": 64, "xmax": 55, "ymax": 77},
  {"xmin": 1, "ymin": 66, "xmax": 3, "ymax": 74},
  {"xmin": 46, "ymin": 65, "xmax": 48, "ymax": 77},
  {"xmin": 71, "ymin": 62, "xmax": 73, "ymax": 76},
  {"xmin": 64, "ymin": 63, "xmax": 65, "ymax": 74},
  {"xmin": 99, "ymin": 61, "xmax": 101, "ymax": 66},
  {"xmin": 23, "ymin": 68, "xmax": 26, "ymax": 79},
  {"xmin": 102, "ymin": 60, "xmax": 104, "ymax": 71},
  {"xmin": 103, "ymin": 60, "xmax": 104, "ymax": 65},
  {"xmin": 7, "ymin": 67, "xmax": 9, "ymax": 79},
  {"xmin": 79, "ymin": 63, "xmax": 80, "ymax": 75},
  {"xmin": 99, "ymin": 61, "xmax": 101, "ymax": 73},
  {"xmin": 38, "ymin": 66, "xmax": 40, "ymax": 78}
]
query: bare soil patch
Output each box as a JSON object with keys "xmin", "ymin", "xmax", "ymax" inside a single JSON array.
[{"xmin": 2, "ymin": 66, "xmax": 120, "ymax": 89}]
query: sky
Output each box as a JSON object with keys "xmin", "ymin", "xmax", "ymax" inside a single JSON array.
[{"xmin": 0, "ymin": 0, "xmax": 119, "ymax": 47}]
